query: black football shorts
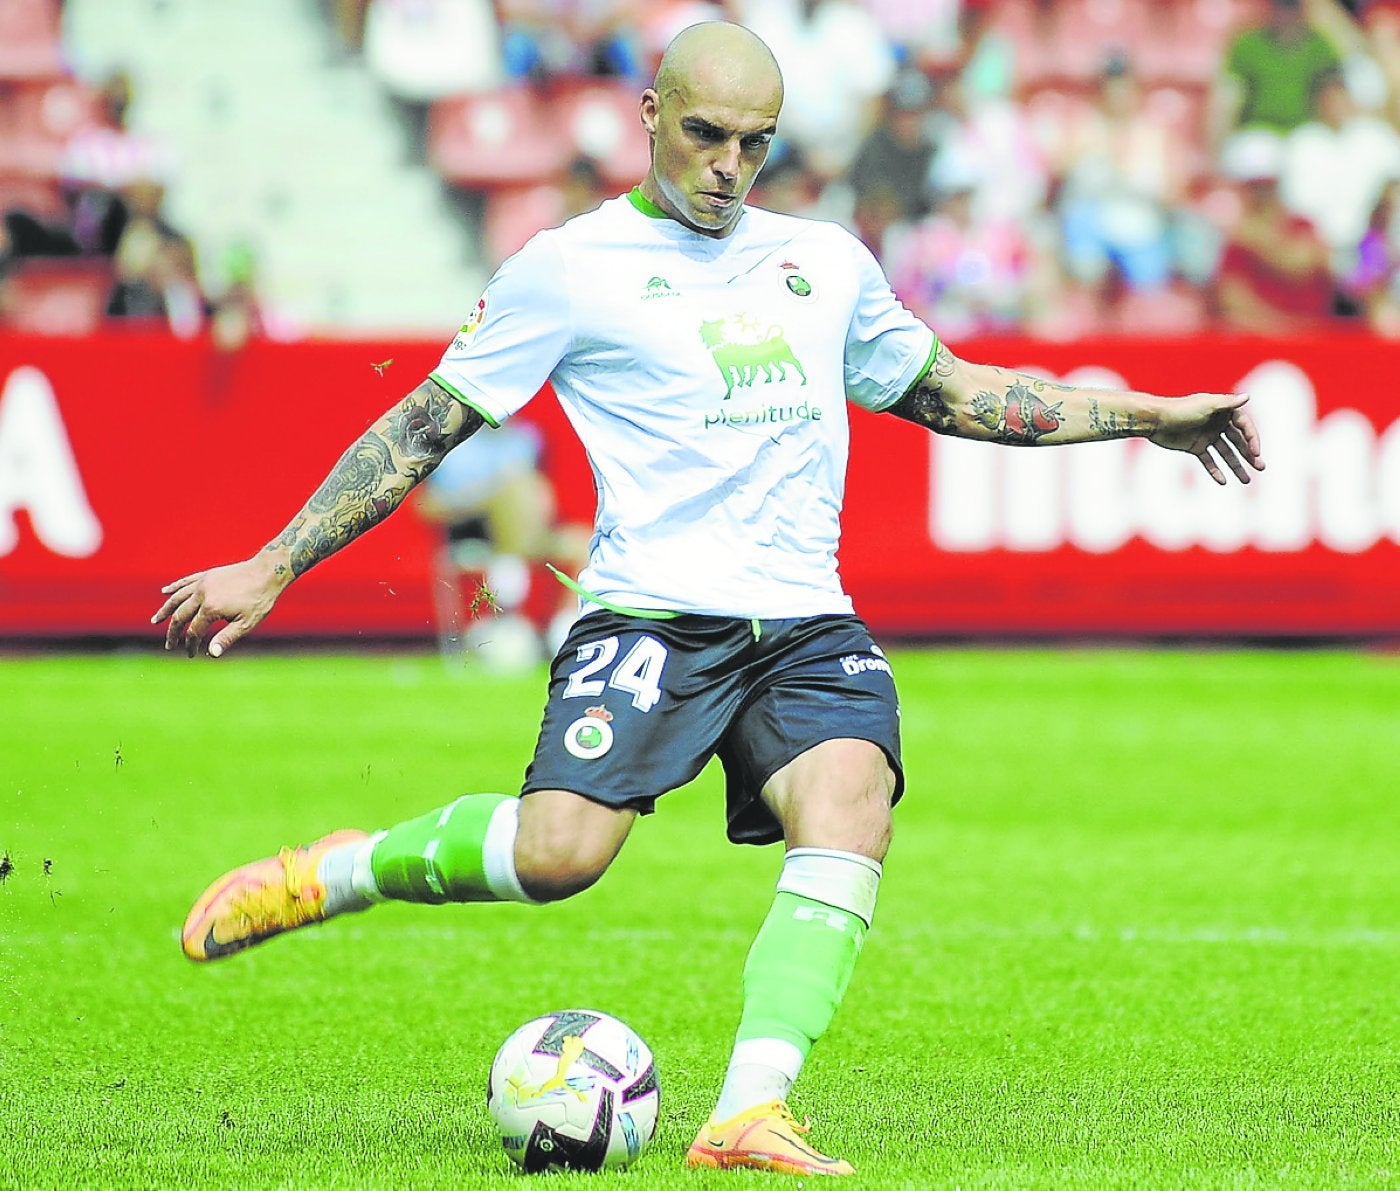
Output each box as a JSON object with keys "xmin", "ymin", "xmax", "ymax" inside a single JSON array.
[{"xmin": 520, "ymin": 610, "xmax": 904, "ymax": 845}]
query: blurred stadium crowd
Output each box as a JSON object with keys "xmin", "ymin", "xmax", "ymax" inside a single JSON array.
[{"xmin": 4, "ymin": 0, "xmax": 1400, "ymax": 342}]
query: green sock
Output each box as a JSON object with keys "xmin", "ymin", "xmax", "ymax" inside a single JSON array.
[
  {"xmin": 368, "ymin": 793, "xmax": 533, "ymax": 904},
  {"xmin": 714, "ymin": 848, "xmax": 881, "ymax": 1120},
  {"xmin": 735, "ymin": 889, "xmax": 867, "ymax": 1057}
]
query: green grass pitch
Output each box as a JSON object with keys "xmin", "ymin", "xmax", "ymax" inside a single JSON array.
[{"xmin": 1, "ymin": 647, "xmax": 1397, "ymax": 1189}]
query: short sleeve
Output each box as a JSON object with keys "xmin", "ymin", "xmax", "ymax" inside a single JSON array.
[
  {"xmin": 842, "ymin": 233, "xmax": 938, "ymax": 412},
  {"xmin": 430, "ymin": 231, "xmax": 572, "ymax": 426}
]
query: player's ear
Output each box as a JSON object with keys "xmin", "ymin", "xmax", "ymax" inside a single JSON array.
[{"xmin": 639, "ymin": 88, "xmax": 660, "ymax": 137}]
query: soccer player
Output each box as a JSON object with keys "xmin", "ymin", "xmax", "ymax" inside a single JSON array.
[{"xmin": 153, "ymin": 22, "xmax": 1264, "ymax": 1177}]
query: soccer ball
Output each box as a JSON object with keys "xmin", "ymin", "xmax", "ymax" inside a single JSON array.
[{"xmin": 486, "ymin": 1009, "xmax": 660, "ymax": 1172}]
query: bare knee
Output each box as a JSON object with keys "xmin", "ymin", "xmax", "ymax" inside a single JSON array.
[
  {"xmin": 763, "ymin": 738, "xmax": 896, "ymax": 861},
  {"xmin": 514, "ymin": 790, "xmax": 635, "ymax": 903}
]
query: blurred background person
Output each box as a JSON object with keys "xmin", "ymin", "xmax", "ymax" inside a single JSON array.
[
  {"xmin": 1215, "ymin": 131, "xmax": 1335, "ymax": 332},
  {"xmin": 496, "ymin": 0, "xmax": 645, "ymax": 82},
  {"xmin": 1049, "ymin": 52, "xmax": 1198, "ymax": 321},
  {"xmin": 1279, "ymin": 67, "xmax": 1400, "ymax": 280},
  {"xmin": 414, "ymin": 421, "xmax": 590, "ymax": 672},
  {"xmin": 1211, "ymin": 0, "xmax": 1345, "ymax": 155},
  {"xmin": 741, "ymin": 0, "xmax": 897, "ymax": 182},
  {"xmin": 888, "ymin": 146, "xmax": 1046, "ymax": 339},
  {"xmin": 850, "ymin": 66, "xmax": 939, "ymax": 228},
  {"xmin": 61, "ymin": 69, "xmax": 177, "ymax": 258}
]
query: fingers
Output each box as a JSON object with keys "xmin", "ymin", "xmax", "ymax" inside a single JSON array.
[
  {"xmin": 153, "ymin": 577, "xmax": 227, "ymax": 657},
  {"xmin": 208, "ymin": 621, "xmax": 247, "ymax": 659},
  {"xmin": 1216, "ymin": 438, "xmax": 1255, "ymax": 485},
  {"xmin": 1229, "ymin": 406, "xmax": 1266, "ymax": 472},
  {"xmin": 1195, "ymin": 446, "xmax": 1228, "ymax": 486},
  {"xmin": 151, "ymin": 575, "xmax": 198, "ymax": 627}
]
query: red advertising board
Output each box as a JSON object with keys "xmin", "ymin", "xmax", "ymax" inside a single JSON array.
[{"xmin": 1, "ymin": 331, "xmax": 1397, "ymax": 640}]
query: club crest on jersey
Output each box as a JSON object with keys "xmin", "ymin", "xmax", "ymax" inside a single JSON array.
[
  {"xmin": 563, "ymin": 706, "xmax": 615, "ymax": 759},
  {"xmin": 779, "ymin": 261, "xmax": 813, "ymax": 299},
  {"xmin": 699, "ymin": 314, "xmax": 808, "ymax": 400}
]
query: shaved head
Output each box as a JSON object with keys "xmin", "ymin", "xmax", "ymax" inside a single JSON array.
[
  {"xmin": 654, "ymin": 22, "xmax": 784, "ymax": 110},
  {"xmin": 638, "ymin": 23, "xmax": 784, "ymax": 237}
]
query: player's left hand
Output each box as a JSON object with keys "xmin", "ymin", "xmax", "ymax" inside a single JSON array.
[{"xmin": 1149, "ymin": 392, "xmax": 1265, "ymax": 485}]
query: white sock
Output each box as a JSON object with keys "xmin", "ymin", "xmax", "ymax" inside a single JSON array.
[
  {"xmin": 316, "ymin": 833, "xmax": 385, "ymax": 916},
  {"xmin": 712, "ymin": 1038, "xmax": 804, "ymax": 1122}
]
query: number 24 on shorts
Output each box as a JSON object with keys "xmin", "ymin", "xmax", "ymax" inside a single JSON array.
[{"xmin": 563, "ymin": 635, "xmax": 669, "ymax": 712}]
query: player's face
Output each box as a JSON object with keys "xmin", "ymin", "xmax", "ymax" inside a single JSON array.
[{"xmin": 640, "ymin": 78, "xmax": 781, "ymax": 237}]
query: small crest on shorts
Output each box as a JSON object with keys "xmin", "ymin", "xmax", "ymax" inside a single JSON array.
[
  {"xmin": 564, "ymin": 713, "xmax": 615, "ymax": 760},
  {"xmin": 584, "ymin": 705, "xmax": 614, "ymax": 722}
]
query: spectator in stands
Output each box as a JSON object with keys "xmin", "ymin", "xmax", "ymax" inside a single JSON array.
[
  {"xmin": 741, "ymin": 0, "xmax": 896, "ymax": 181},
  {"xmin": 887, "ymin": 147, "xmax": 1040, "ymax": 339},
  {"xmin": 748, "ymin": 147, "xmax": 821, "ymax": 216},
  {"xmin": 414, "ymin": 420, "xmax": 590, "ymax": 669},
  {"xmin": 850, "ymin": 67, "xmax": 938, "ymax": 226},
  {"xmin": 105, "ymin": 223, "xmax": 207, "ymax": 337},
  {"xmin": 363, "ymin": 0, "xmax": 503, "ymax": 146},
  {"xmin": 209, "ymin": 243, "xmax": 273, "ymax": 352},
  {"xmin": 1361, "ymin": 0, "xmax": 1400, "ymax": 125},
  {"xmin": 1051, "ymin": 53, "xmax": 1194, "ymax": 308},
  {"xmin": 327, "ymin": 0, "xmax": 372, "ymax": 54},
  {"xmin": 1338, "ymin": 178, "xmax": 1400, "ymax": 327},
  {"xmin": 62, "ymin": 70, "xmax": 176, "ymax": 257},
  {"xmin": 1215, "ymin": 131, "xmax": 1335, "ymax": 332},
  {"xmin": 924, "ymin": 71, "xmax": 1048, "ymax": 226},
  {"xmin": 497, "ymin": 0, "xmax": 645, "ymax": 83},
  {"xmin": 861, "ymin": 0, "xmax": 962, "ymax": 71},
  {"xmin": 1212, "ymin": 0, "xmax": 1344, "ymax": 151},
  {"xmin": 1280, "ymin": 67, "xmax": 1400, "ymax": 271}
]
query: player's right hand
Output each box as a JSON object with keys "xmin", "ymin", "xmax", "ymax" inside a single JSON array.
[{"xmin": 150, "ymin": 556, "xmax": 289, "ymax": 658}]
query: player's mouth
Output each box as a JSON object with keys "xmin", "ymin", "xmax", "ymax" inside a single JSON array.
[{"xmin": 698, "ymin": 190, "xmax": 737, "ymax": 210}]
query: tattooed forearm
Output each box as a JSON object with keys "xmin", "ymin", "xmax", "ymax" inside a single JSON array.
[
  {"xmin": 263, "ymin": 378, "xmax": 485, "ymax": 578},
  {"xmin": 1087, "ymin": 397, "xmax": 1142, "ymax": 439},
  {"xmin": 887, "ymin": 343, "xmax": 959, "ymax": 432},
  {"xmin": 888, "ymin": 374, "xmax": 957, "ymax": 433},
  {"xmin": 971, "ymin": 381, "xmax": 1064, "ymax": 445}
]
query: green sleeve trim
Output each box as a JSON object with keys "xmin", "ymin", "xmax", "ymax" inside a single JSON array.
[
  {"xmin": 546, "ymin": 564, "xmax": 679, "ymax": 620},
  {"xmin": 428, "ymin": 372, "xmax": 500, "ymax": 428},
  {"xmin": 901, "ymin": 334, "xmax": 941, "ymax": 402},
  {"xmin": 627, "ymin": 187, "xmax": 670, "ymax": 219}
]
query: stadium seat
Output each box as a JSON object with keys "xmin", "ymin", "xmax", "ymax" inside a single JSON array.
[
  {"xmin": 548, "ymin": 80, "xmax": 651, "ymax": 190},
  {"xmin": 428, "ymin": 86, "xmax": 572, "ymax": 188},
  {"xmin": 2, "ymin": 258, "xmax": 112, "ymax": 335},
  {"xmin": 0, "ymin": 78, "xmax": 108, "ymax": 178},
  {"xmin": 0, "ymin": 173, "xmax": 63, "ymax": 219},
  {"xmin": 0, "ymin": 0, "xmax": 63, "ymax": 81},
  {"xmin": 482, "ymin": 183, "xmax": 567, "ymax": 265},
  {"xmin": 989, "ymin": 0, "xmax": 1060, "ymax": 89}
]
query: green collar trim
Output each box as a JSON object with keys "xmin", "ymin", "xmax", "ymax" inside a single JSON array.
[{"xmin": 628, "ymin": 187, "xmax": 670, "ymax": 219}]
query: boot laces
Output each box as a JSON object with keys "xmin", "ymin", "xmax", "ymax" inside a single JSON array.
[{"xmin": 228, "ymin": 847, "xmax": 319, "ymax": 933}]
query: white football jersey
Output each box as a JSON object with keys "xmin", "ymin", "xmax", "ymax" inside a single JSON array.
[{"xmin": 431, "ymin": 190, "xmax": 937, "ymax": 619}]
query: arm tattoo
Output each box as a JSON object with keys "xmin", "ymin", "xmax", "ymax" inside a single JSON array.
[
  {"xmin": 267, "ymin": 378, "xmax": 485, "ymax": 577},
  {"xmin": 886, "ymin": 343, "xmax": 959, "ymax": 433},
  {"xmin": 971, "ymin": 380, "xmax": 1063, "ymax": 445},
  {"xmin": 1088, "ymin": 397, "xmax": 1142, "ymax": 439}
]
